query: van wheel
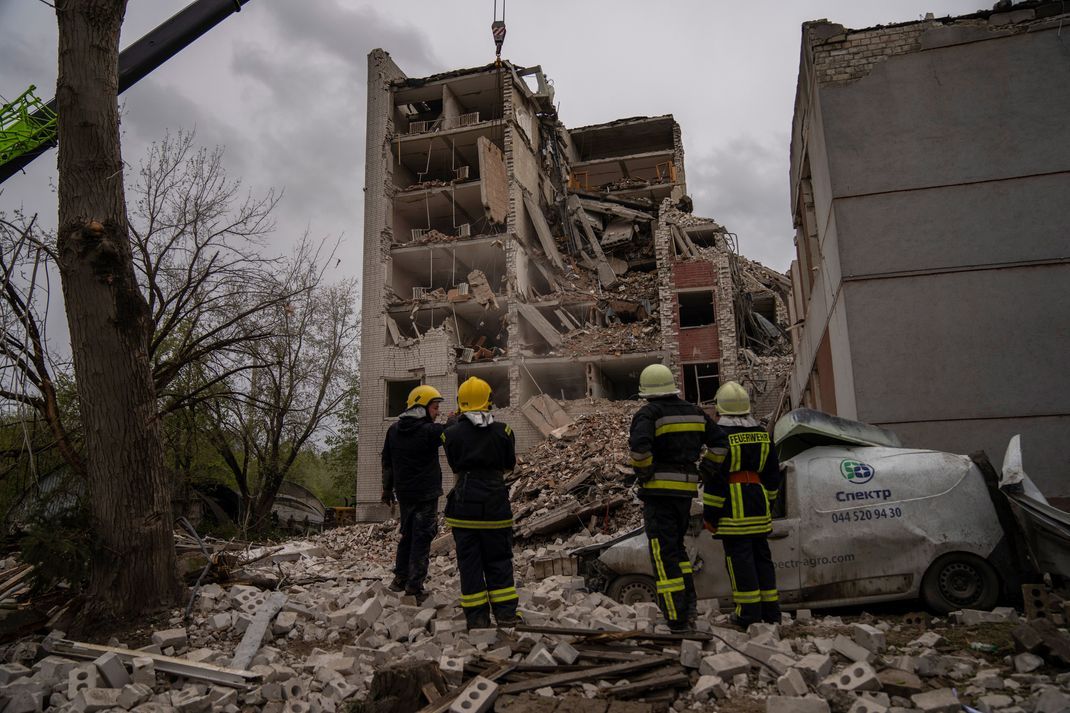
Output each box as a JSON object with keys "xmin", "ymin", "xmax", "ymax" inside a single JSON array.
[
  {"xmin": 921, "ymin": 552, "xmax": 1000, "ymax": 614},
  {"xmin": 607, "ymin": 574, "xmax": 657, "ymax": 605}
]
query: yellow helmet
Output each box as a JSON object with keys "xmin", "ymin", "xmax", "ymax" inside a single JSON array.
[
  {"xmin": 457, "ymin": 376, "xmax": 492, "ymax": 412},
  {"xmin": 638, "ymin": 363, "xmax": 678, "ymax": 398},
  {"xmin": 406, "ymin": 384, "xmax": 444, "ymax": 409},
  {"xmin": 715, "ymin": 381, "xmax": 751, "ymax": 415}
]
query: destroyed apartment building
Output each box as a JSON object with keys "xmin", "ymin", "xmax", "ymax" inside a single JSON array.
[{"xmin": 356, "ymin": 49, "xmax": 793, "ymax": 520}]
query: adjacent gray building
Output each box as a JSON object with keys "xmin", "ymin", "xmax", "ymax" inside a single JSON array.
[{"xmin": 786, "ymin": 3, "xmax": 1070, "ymax": 503}]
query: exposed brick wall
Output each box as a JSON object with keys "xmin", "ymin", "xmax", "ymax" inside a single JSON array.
[
  {"xmin": 678, "ymin": 325, "xmax": 720, "ymax": 361},
  {"xmin": 809, "ymin": 22, "xmax": 928, "ymax": 85},
  {"xmin": 673, "ymin": 261, "xmax": 715, "ymax": 288}
]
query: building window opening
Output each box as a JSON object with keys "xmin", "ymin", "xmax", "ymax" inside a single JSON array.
[
  {"xmin": 678, "ymin": 290, "xmax": 714, "ymax": 328},
  {"xmin": 683, "ymin": 362, "xmax": 719, "ymax": 406},
  {"xmin": 386, "ymin": 379, "xmax": 422, "ymax": 417}
]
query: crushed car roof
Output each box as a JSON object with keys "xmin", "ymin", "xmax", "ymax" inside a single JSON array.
[{"xmin": 774, "ymin": 408, "xmax": 903, "ymax": 460}]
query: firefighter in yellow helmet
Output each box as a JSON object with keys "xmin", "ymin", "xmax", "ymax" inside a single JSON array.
[
  {"xmin": 381, "ymin": 384, "xmax": 447, "ymax": 599},
  {"xmin": 628, "ymin": 364, "xmax": 728, "ymax": 632},
  {"xmin": 441, "ymin": 377, "xmax": 519, "ymax": 629},
  {"xmin": 702, "ymin": 381, "xmax": 782, "ymax": 627}
]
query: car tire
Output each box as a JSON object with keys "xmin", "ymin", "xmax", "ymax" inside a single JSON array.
[
  {"xmin": 921, "ymin": 552, "xmax": 1000, "ymax": 614},
  {"xmin": 607, "ymin": 574, "xmax": 657, "ymax": 605}
]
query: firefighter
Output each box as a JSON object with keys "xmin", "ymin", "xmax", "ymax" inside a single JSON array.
[
  {"xmin": 628, "ymin": 364, "xmax": 727, "ymax": 632},
  {"xmin": 442, "ymin": 376, "xmax": 519, "ymax": 629},
  {"xmin": 381, "ymin": 384, "xmax": 447, "ymax": 600},
  {"xmin": 702, "ymin": 381, "xmax": 782, "ymax": 628}
]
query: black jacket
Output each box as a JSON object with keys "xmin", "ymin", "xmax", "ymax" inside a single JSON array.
[
  {"xmin": 628, "ymin": 395, "xmax": 728, "ymax": 499},
  {"xmin": 442, "ymin": 415, "xmax": 515, "ymax": 529},
  {"xmin": 381, "ymin": 413, "xmax": 446, "ymax": 502},
  {"xmin": 702, "ymin": 417, "xmax": 781, "ymax": 536}
]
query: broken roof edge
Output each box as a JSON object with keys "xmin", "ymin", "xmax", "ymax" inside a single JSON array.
[
  {"xmin": 570, "ymin": 114, "xmax": 676, "ymax": 134},
  {"xmin": 803, "ymin": 0, "xmax": 1067, "ymax": 43}
]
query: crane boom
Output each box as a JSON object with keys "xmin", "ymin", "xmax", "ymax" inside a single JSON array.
[{"xmin": 0, "ymin": 0, "xmax": 252, "ymax": 185}]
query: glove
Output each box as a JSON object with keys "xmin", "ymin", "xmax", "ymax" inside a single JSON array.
[
  {"xmin": 703, "ymin": 521, "xmax": 717, "ymax": 535},
  {"xmin": 381, "ymin": 489, "xmax": 396, "ymax": 506}
]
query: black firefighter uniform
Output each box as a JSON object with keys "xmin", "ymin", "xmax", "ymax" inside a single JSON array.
[
  {"xmin": 441, "ymin": 414, "xmax": 519, "ymax": 627},
  {"xmin": 628, "ymin": 396, "xmax": 728, "ymax": 629},
  {"xmin": 702, "ymin": 417, "xmax": 783, "ymax": 625}
]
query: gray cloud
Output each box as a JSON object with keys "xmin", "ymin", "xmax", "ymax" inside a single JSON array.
[{"xmin": 688, "ymin": 135, "xmax": 795, "ymax": 272}]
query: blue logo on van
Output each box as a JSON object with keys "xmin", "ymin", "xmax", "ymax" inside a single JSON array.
[{"xmin": 840, "ymin": 459, "xmax": 875, "ymax": 484}]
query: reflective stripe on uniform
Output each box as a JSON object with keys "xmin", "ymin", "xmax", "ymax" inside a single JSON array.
[
  {"xmin": 702, "ymin": 493, "xmax": 725, "ymax": 507},
  {"xmin": 730, "ymin": 483, "xmax": 744, "ymax": 518},
  {"xmin": 654, "ymin": 415, "xmax": 706, "ymax": 437},
  {"xmin": 703, "ymin": 447, "xmax": 727, "ymax": 463},
  {"xmin": 489, "ymin": 586, "xmax": 518, "ymax": 603},
  {"xmin": 504, "ymin": 425, "xmax": 512, "ymax": 436},
  {"xmin": 765, "ymin": 488, "xmax": 779, "ymax": 501},
  {"xmin": 759, "ymin": 439, "xmax": 769, "ymax": 472},
  {"xmin": 718, "ymin": 524, "xmax": 773, "ymax": 535},
  {"xmin": 445, "ymin": 517, "xmax": 514, "ymax": 529},
  {"xmin": 760, "ymin": 589, "xmax": 779, "ymax": 602},
  {"xmin": 629, "ymin": 450, "xmax": 653, "ymax": 468},
  {"xmin": 679, "ymin": 561, "xmax": 693, "ymax": 574},
  {"xmin": 641, "ymin": 480, "xmax": 699, "ymax": 492},
  {"xmin": 656, "ymin": 577, "xmax": 685, "ymax": 593},
  {"xmin": 460, "ymin": 591, "xmax": 489, "ymax": 608},
  {"xmin": 732, "ymin": 589, "xmax": 761, "ymax": 604},
  {"xmin": 650, "ymin": 538, "xmax": 678, "ymax": 621}
]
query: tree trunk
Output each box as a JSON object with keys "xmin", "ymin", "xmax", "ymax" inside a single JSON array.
[{"xmin": 55, "ymin": 0, "xmax": 180, "ymax": 621}]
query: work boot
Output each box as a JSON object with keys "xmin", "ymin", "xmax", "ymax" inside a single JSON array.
[
  {"xmin": 405, "ymin": 588, "xmax": 429, "ymax": 604},
  {"xmin": 466, "ymin": 610, "xmax": 492, "ymax": 631},
  {"xmin": 387, "ymin": 577, "xmax": 406, "ymax": 593},
  {"xmin": 495, "ymin": 611, "xmax": 523, "ymax": 628}
]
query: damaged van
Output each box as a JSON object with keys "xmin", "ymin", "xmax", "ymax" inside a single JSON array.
[{"xmin": 572, "ymin": 408, "xmax": 1061, "ymax": 613}]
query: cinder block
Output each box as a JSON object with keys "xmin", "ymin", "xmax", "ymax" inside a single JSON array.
[
  {"xmin": 273, "ymin": 611, "xmax": 298, "ymax": 635},
  {"xmin": 72, "ymin": 687, "xmax": 122, "ymax": 713},
  {"xmin": 0, "ymin": 663, "xmax": 31, "ymax": 685},
  {"xmin": 448, "ymin": 675, "xmax": 498, "ymax": 713},
  {"xmin": 821, "ymin": 662, "xmax": 881, "ymax": 692},
  {"xmin": 766, "ymin": 696, "xmax": 830, "ymax": 713},
  {"xmin": 851, "ymin": 624, "xmax": 886, "ymax": 654},
  {"xmin": 680, "ymin": 639, "xmax": 702, "ymax": 669},
  {"xmin": 130, "ymin": 657, "xmax": 156, "ymax": 687},
  {"xmin": 439, "ymin": 656, "xmax": 465, "ymax": 686},
  {"xmin": 848, "ymin": 696, "xmax": 888, "ymax": 713},
  {"xmin": 552, "ymin": 641, "xmax": 578, "ymax": 665},
  {"xmin": 466, "ymin": 628, "xmax": 498, "ymax": 647},
  {"xmin": 1014, "ymin": 652, "xmax": 1043, "ymax": 673},
  {"xmin": 93, "ymin": 652, "xmax": 131, "ymax": 688},
  {"xmin": 34, "ymin": 656, "xmax": 79, "ymax": 683},
  {"xmin": 118, "ymin": 683, "xmax": 153, "ymax": 709},
  {"xmin": 2, "ymin": 690, "xmax": 42, "ymax": 713},
  {"xmin": 68, "ymin": 666, "xmax": 99, "ymax": 700},
  {"xmin": 150, "ymin": 628, "xmax": 188, "ymax": 649},
  {"xmin": 699, "ymin": 651, "xmax": 750, "ymax": 679},
  {"xmin": 833, "ymin": 634, "xmax": 873, "ymax": 663},
  {"xmin": 777, "ymin": 668, "xmax": 808, "ymax": 697},
  {"xmin": 355, "ymin": 597, "xmax": 383, "ymax": 628},
  {"xmin": 794, "ymin": 609, "xmax": 813, "ymax": 623},
  {"xmin": 793, "ymin": 653, "xmax": 833, "ymax": 684},
  {"xmin": 692, "ymin": 674, "xmax": 726, "ymax": 700},
  {"xmin": 910, "ymin": 688, "xmax": 960, "ymax": 713},
  {"xmin": 876, "ymin": 668, "xmax": 922, "ymax": 698}
]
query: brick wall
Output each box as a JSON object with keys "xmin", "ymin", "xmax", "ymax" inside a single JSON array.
[
  {"xmin": 678, "ymin": 325, "xmax": 720, "ymax": 361},
  {"xmin": 673, "ymin": 261, "xmax": 715, "ymax": 289}
]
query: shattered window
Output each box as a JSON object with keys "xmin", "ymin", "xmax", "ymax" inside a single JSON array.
[
  {"xmin": 386, "ymin": 379, "xmax": 422, "ymax": 417},
  {"xmin": 678, "ymin": 291, "xmax": 715, "ymax": 328},
  {"xmin": 683, "ymin": 362, "xmax": 719, "ymax": 405}
]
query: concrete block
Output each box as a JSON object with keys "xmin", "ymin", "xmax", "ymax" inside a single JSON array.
[
  {"xmin": 976, "ymin": 693, "xmax": 1013, "ymax": 712},
  {"xmin": 877, "ymin": 668, "xmax": 922, "ymax": 698},
  {"xmin": 118, "ymin": 683, "xmax": 153, "ymax": 709},
  {"xmin": 910, "ymin": 688, "xmax": 960, "ymax": 713},
  {"xmin": 777, "ymin": 668, "xmax": 808, "ymax": 697},
  {"xmin": 766, "ymin": 696, "xmax": 829, "ymax": 713},
  {"xmin": 833, "ymin": 634, "xmax": 873, "ymax": 663},
  {"xmin": 793, "ymin": 653, "xmax": 833, "ymax": 684},
  {"xmin": 439, "ymin": 656, "xmax": 465, "ymax": 686},
  {"xmin": 34, "ymin": 656, "xmax": 79, "ymax": 683},
  {"xmin": 273, "ymin": 611, "xmax": 298, "ymax": 635},
  {"xmin": 848, "ymin": 698, "xmax": 888, "ymax": 713},
  {"xmin": 852, "ymin": 623, "xmax": 886, "ymax": 653},
  {"xmin": 526, "ymin": 647, "xmax": 556, "ymax": 666},
  {"xmin": 67, "ymin": 666, "xmax": 99, "ymax": 700},
  {"xmin": 72, "ymin": 688, "xmax": 122, "ymax": 713},
  {"xmin": 0, "ymin": 663, "xmax": 31, "ymax": 685},
  {"xmin": 150, "ymin": 628, "xmax": 188, "ymax": 649},
  {"xmin": 1013, "ymin": 652, "xmax": 1044, "ymax": 673},
  {"xmin": 449, "ymin": 675, "xmax": 498, "ymax": 713},
  {"xmin": 1036, "ymin": 688, "xmax": 1070, "ymax": 713},
  {"xmin": 466, "ymin": 628, "xmax": 498, "ymax": 647},
  {"xmin": 130, "ymin": 657, "xmax": 155, "ymax": 687},
  {"xmin": 699, "ymin": 651, "xmax": 750, "ymax": 678},
  {"xmin": 552, "ymin": 641, "xmax": 578, "ymax": 665},
  {"xmin": 909, "ymin": 631, "xmax": 945, "ymax": 649},
  {"xmin": 354, "ymin": 597, "xmax": 383, "ymax": 628},
  {"xmin": 680, "ymin": 639, "xmax": 702, "ymax": 669},
  {"xmin": 795, "ymin": 609, "xmax": 813, "ymax": 623},
  {"xmin": 282, "ymin": 679, "xmax": 307, "ymax": 700},
  {"xmin": 822, "ymin": 662, "xmax": 881, "ymax": 692},
  {"xmin": 93, "ymin": 652, "xmax": 131, "ymax": 688},
  {"xmin": 284, "ymin": 702, "xmax": 311, "ymax": 713},
  {"xmin": 767, "ymin": 654, "xmax": 797, "ymax": 676},
  {"xmin": 692, "ymin": 674, "xmax": 726, "ymax": 700},
  {"xmin": 2, "ymin": 690, "xmax": 42, "ymax": 713}
]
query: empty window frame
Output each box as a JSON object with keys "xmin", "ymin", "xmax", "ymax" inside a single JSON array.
[
  {"xmin": 678, "ymin": 290, "xmax": 715, "ymax": 328},
  {"xmin": 682, "ymin": 362, "xmax": 719, "ymax": 406},
  {"xmin": 386, "ymin": 379, "xmax": 422, "ymax": 417}
]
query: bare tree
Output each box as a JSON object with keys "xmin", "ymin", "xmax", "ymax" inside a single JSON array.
[
  {"xmin": 210, "ymin": 241, "xmax": 359, "ymax": 531},
  {"xmin": 54, "ymin": 0, "xmax": 180, "ymax": 619}
]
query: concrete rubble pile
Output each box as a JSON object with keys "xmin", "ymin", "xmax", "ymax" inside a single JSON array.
[
  {"xmin": 509, "ymin": 406, "xmax": 644, "ymax": 541},
  {"xmin": 4, "ymin": 529, "xmax": 1069, "ymax": 713}
]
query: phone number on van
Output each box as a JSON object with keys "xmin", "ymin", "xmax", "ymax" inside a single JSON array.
[{"xmin": 831, "ymin": 506, "xmax": 903, "ymax": 523}]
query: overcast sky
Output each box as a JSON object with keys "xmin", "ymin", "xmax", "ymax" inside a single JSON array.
[{"xmin": 1, "ymin": 0, "xmax": 985, "ymax": 282}]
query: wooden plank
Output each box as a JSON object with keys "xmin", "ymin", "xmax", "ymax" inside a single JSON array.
[
  {"xmin": 521, "ymin": 193, "xmax": 565, "ymax": 269},
  {"xmin": 417, "ymin": 663, "xmax": 514, "ymax": 713},
  {"xmin": 498, "ymin": 657, "xmax": 670, "ymax": 695},
  {"xmin": 610, "ymin": 668, "xmax": 691, "ymax": 698},
  {"xmin": 230, "ymin": 591, "xmax": 287, "ymax": 670},
  {"xmin": 516, "ymin": 624, "xmax": 711, "ymax": 643}
]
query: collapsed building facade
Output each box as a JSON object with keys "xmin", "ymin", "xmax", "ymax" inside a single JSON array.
[
  {"xmin": 786, "ymin": 2, "xmax": 1070, "ymax": 504},
  {"xmin": 356, "ymin": 49, "xmax": 792, "ymax": 520}
]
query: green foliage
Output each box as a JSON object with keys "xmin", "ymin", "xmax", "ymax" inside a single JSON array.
[
  {"xmin": 323, "ymin": 377, "xmax": 359, "ymax": 506},
  {"xmin": 19, "ymin": 499, "xmax": 92, "ymax": 594}
]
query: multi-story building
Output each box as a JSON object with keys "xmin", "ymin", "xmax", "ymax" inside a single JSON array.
[
  {"xmin": 786, "ymin": 2, "xmax": 1070, "ymax": 502},
  {"xmin": 357, "ymin": 50, "xmax": 792, "ymax": 520}
]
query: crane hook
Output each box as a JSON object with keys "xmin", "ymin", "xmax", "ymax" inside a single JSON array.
[{"xmin": 492, "ymin": 0, "xmax": 506, "ymax": 66}]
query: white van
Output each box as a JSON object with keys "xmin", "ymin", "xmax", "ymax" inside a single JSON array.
[{"xmin": 573, "ymin": 409, "xmax": 1045, "ymax": 613}]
